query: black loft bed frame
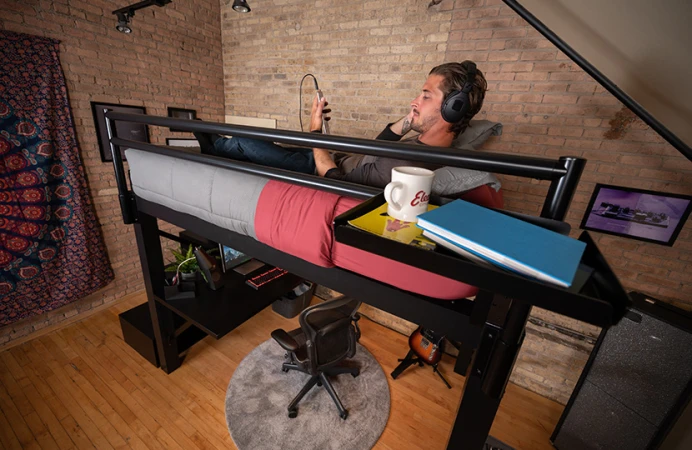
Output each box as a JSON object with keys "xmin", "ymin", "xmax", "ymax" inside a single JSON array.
[{"xmin": 105, "ymin": 109, "xmax": 630, "ymax": 449}]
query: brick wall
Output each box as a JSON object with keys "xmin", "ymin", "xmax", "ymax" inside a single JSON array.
[
  {"xmin": 220, "ymin": 0, "xmax": 691, "ymax": 403},
  {"xmin": 0, "ymin": 0, "xmax": 224, "ymax": 347}
]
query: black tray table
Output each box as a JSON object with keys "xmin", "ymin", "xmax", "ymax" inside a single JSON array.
[{"xmin": 333, "ymin": 193, "xmax": 630, "ymax": 327}]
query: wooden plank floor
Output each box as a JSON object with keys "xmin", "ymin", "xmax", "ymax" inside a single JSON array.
[{"xmin": 0, "ymin": 293, "xmax": 564, "ymax": 450}]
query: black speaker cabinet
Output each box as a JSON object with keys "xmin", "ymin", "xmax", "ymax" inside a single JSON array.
[{"xmin": 552, "ymin": 292, "xmax": 692, "ymax": 450}]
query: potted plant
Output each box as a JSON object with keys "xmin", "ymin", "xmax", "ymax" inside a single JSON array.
[
  {"xmin": 165, "ymin": 244, "xmax": 221, "ymax": 285},
  {"xmin": 165, "ymin": 244, "xmax": 201, "ymax": 283}
]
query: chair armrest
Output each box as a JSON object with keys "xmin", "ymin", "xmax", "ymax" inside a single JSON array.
[
  {"xmin": 271, "ymin": 329, "xmax": 299, "ymax": 352},
  {"xmin": 353, "ymin": 313, "xmax": 361, "ymax": 341}
]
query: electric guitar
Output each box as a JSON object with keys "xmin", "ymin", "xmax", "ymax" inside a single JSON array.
[{"xmin": 408, "ymin": 326, "xmax": 445, "ymax": 365}]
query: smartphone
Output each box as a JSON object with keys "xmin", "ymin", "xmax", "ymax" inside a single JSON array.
[{"xmin": 316, "ymin": 90, "xmax": 330, "ymax": 135}]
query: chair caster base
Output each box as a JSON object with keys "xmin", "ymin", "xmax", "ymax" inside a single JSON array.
[
  {"xmin": 340, "ymin": 410, "xmax": 348, "ymax": 420},
  {"xmin": 288, "ymin": 409, "xmax": 298, "ymax": 418},
  {"xmin": 281, "ymin": 367, "xmax": 289, "ymax": 373}
]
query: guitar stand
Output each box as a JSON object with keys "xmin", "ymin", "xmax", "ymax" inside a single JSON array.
[{"xmin": 391, "ymin": 350, "xmax": 452, "ymax": 389}]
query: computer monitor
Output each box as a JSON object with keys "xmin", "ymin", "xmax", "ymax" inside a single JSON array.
[{"xmin": 219, "ymin": 244, "xmax": 252, "ymax": 272}]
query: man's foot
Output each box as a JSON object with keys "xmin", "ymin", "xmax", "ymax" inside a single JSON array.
[{"xmin": 193, "ymin": 132, "xmax": 221, "ymax": 154}]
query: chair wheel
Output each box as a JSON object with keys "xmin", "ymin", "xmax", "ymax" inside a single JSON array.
[
  {"xmin": 340, "ymin": 410, "xmax": 348, "ymax": 420},
  {"xmin": 351, "ymin": 369, "xmax": 360, "ymax": 378},
  {"xmin": 288, "ymin": 409, "xmax": 298, "ymax": 418},
  {"xmin": 317, "ymin": 380, "xmax": 322, "ymax": 387},
  {"xmin": 282, "ymin": 367, "xmax": 289, "ymax": 372}
]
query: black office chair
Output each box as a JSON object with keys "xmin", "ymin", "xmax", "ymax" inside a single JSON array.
[{"xmin": 271, "ymin": 296, "xmax": 362, "ymax": 420}]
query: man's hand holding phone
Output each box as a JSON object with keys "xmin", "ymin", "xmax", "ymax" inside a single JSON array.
[
  {"xmin": 310, "ymin": 91, "xmax": 337, "ymax": 176},
  {"xmin": 311, "ymin": 91, "xmax": 330, "ymax": 135}
]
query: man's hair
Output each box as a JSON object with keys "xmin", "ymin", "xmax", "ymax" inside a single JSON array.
[{"xmin": 429, "ymin": 61, "xmax": 487, "ymax": 137}]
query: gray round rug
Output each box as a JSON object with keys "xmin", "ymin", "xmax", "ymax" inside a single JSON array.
[{"xmin": 225, "ymin": 339, "xmax": 390, "ymax": 450}]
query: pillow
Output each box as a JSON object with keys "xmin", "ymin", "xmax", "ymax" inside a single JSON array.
[
  {"xmin": 431, "ymin": 120, "xmax": 502, "ymax": 197},
  {"xmin": 432, "ymin": 166, "xmax": 501, "ymax": 197},
  {"xmin": 452, "ymin": 119, "xmax": 502, "ymax": 150}
]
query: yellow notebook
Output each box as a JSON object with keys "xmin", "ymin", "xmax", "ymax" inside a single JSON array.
[{"xmin": 347, "ymin": 203, "xmax": 438, "ymax": 250}]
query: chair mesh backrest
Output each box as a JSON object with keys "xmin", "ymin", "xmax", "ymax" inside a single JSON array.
[{"xmin": 307, "ymin": 315, "xmax": 354, "ymax": 367}]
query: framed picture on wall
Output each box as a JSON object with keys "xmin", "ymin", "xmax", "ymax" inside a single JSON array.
[
  {"xmin": 167, "ymin": 107, "xmax": 197, "ymax": 132},
  {"xmin": 580, "ymin": 184, "xmax": 692, "ymax": 246},
  {"xmin": 91, "ymin": 102, "xmax": 149, "ymax": 163}
]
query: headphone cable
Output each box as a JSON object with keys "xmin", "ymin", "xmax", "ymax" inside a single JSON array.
[{"xmin": 299, "ymin": 73, "xmax": 319, "ymax": 132}]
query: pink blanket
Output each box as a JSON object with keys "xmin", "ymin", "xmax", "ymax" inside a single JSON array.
[
  {"xmin": 255, "ymin": 180, "xmax": 503, "ymax": 300},
  {"xmin": 255, "ymin": 181, "xmax": 338, "ymax": 267}
]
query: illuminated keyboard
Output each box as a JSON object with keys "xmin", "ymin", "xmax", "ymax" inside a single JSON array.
[{"xmin": 245, "ymin": 267, "xmax": 288, "ymax": 290}]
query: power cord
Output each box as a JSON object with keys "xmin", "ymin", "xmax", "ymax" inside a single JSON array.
[
  {"xmin": 299, "ymin": 73, "xmax": 319, "ymax": 132},
  {"xmin": 173, "ymin": 256, "xmax": 196, "ymax": 285}
]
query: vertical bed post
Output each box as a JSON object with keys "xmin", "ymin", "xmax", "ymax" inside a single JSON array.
[
  {"xmin": 133, "ymin": 212, "xmax": 182, "ymax": 373},
  {"xmin": 106, "ymin": 111, "xmax": 180, "ymax": 372},
  {"xmin": 447, "ymin": 295, "xmax": 531, "ymax": 449},
  {"xmin": 541, "ymin": 157, "xmax": 587, "ymax": 220},
  {"xmin": 447, "ymin": 158, "xmax": 583, "ymax": 449},
  {"xmin": 104, "ymin": 111, "xmax": 136, "ymax": 224}
]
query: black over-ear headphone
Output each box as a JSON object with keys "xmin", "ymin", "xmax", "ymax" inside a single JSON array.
[{"xmin": 440, "ymin": 61, "xmax": 478, "ymax": 124}]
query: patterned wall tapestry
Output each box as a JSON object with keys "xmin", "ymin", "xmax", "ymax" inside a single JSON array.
[{"xmin": 0, "ymin": 30, "xmax": 114, "ymax": 326}]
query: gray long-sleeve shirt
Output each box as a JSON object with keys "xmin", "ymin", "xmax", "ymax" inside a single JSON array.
[{"xmin": 324, "ymin": 125, "xmax": 440, "ymax": 188}]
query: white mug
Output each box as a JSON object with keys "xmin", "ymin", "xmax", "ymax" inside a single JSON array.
[{"xmin": 384, "ymin": 166, "xmax": 434, "ymax": 222}]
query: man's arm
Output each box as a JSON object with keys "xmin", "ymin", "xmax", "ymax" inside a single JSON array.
[
  {"xmin": 310, "ymin": 98, "xmax": 415, "ymax": 176},
  {"xmin": 313, "ymin": 148, "xmax": 336, "ymax": 176},
  {"xmin": 386, "ymin": 110, "xmax": 415, "ymax": 136}
]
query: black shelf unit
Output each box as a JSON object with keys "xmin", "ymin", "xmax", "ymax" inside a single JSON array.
[
  {"xmin": 157, "ymin": 268, "xmax": 302, "ymax": 339},
  {"xmin": 121, "ymin": 267, "xmax": 302, "ymax": 346},
  {"xmin": 120, "ymin": 270, "xmax": 302, "ymax": 363},
  {"xmin": 121, "ymin": 229, "xmax": 303, "ymax": 358}
]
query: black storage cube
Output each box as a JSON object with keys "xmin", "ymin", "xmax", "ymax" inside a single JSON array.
[
  {"xmin": 119, "ymin": 302, "xmax": 207, "ymax": 367},
  {"xmin": 119, "ymin": 303, "xmax": 161, "ymax": 367}
]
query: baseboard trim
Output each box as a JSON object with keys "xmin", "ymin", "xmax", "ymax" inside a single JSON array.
[{"xmin": 0, "ymin": 290, "xmax": 143, "ymax": 353}]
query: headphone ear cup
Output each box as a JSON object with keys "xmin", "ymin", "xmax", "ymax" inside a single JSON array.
[
  {"xmin": 442, "ymin": 61, "xmax": 478, "ymax": 124},
  {"xmin": 441, "ymin": 90, "xmax": 470, "ymax": 124}
]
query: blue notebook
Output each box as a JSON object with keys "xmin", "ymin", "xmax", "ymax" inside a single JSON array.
[{"xmin": 416, "ymin": 200, "xmax": 586, "ymax": 288}]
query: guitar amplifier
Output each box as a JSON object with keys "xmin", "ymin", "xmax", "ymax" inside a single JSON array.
[{"xmin": 551, "ymin": 292, "xmax": 692, "ymax": 450}]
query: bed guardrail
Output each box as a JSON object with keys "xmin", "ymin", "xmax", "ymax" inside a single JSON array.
[{"xmin": 104, "ymin": 111, "xmax": 586, "ymax": 224}]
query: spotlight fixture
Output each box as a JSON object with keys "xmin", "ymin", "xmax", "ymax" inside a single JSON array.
[
  {"xmin": 112, "ymin": 0, "xmax": 172, "ymax": 34},
  {"xmin": 232, "ymin": 0, "xmax": 251, "ymax": 13},
  {"xmin": 115, "ymin": 12, "xmax": 132, "ymax": 34}
]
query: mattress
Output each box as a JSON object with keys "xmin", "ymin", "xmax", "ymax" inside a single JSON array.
[
  {"xmin": 127, "ymin": 149, "xmax": 266, "ymax": 238},
  {"xmin": 126, "ymin": 149, "xmax": 501, "ymax": 299}
]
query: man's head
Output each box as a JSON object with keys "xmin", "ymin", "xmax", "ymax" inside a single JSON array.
[{"xmin": 410, "ymin": 61, "xmax": 487, "ymax": 140}]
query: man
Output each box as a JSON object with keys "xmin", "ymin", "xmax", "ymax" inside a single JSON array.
[{"xmin": 194, "ymin": 61, "xmax": 487, "ymax": 188}]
